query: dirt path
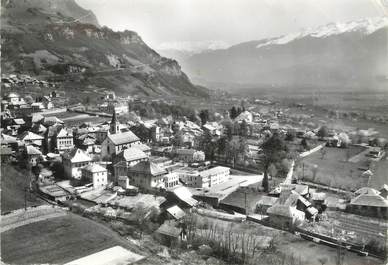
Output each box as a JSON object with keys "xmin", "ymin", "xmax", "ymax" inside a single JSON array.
[{"xmin": 1, "ymin": 206, "xmax": 67, "ymax": 233}]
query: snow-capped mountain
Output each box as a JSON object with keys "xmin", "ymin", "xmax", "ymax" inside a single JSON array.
[
  {"xmin": 182, "ymin": 17, "xmax": 388, "ymax": 92},
  {"xmin": 256, "ymin": 17, "xmax": 388, "ymax": 49},
  {"xmin": 157, "ymin": 40, "xmax": 230, "ymax": 63}
]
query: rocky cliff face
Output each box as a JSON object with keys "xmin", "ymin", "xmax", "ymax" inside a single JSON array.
[{"xmin": 1, "ymin": 0, "xmax": 208, "ymax": 97}]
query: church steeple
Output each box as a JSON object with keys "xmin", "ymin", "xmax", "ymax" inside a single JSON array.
[{"xmin": 110, "ymin": 110, "xmax": 120, "ymax": 134}]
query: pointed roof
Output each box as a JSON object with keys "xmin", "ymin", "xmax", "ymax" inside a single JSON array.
[
  {"xmin": 19, "ymin": 131, "xmax": 44, "ymax": 141},
  {"xmin": 43, "ymin": 116, "xmax": 64, "ymax": 126},
  {"xmin": 57, "ymin": 128, "xmax": 72, "ymax": 138},
  {"xmin": 127, "ymin": 160, "xmax": 167, "ymax": 176},
  {"xmin": 82, "ymin": 163, "xmax": 107, "ymax": 173},
  {"xmin": 106, "ymin": 131, "xmax": 140, "ymax": 145},
  {"xmin": 117, "ymin": 147, "xmax": 148, "ymax": 162},
  {"xmin": 1, "ymin": 133, "xmax": 17, "ymax": 144},
  {"xmin": 26, "ymin": 145, "xmax": 42, "ymax": 156},
  {"xmin": 62, "ymin": 148, "xmax": 92, "ymax": 163},
  {"xmin": 354, "ymin": 187, "xmax": 380, "ymax": 196},
  {"xmin": 350, "ymin": 193, "xmax": 388, "ymax": 207},
  {"xmin": 13, "ymin": 118, "xmax": 25, "ymax": 125},
  {"xmin": 32, "ymin": 123, "xmax": 47, "ymax": 134}
]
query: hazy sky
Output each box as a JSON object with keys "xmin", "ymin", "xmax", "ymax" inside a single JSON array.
[{"xmin": 77, "ymin": 0, "xmax": 386, "ymax": 50}]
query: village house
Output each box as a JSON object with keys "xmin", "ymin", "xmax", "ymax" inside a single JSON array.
[
  {"xmin": 3, "ymin": 92, "xmax": 26, "ymax": 108},
  {"xmin": 347, "ymin": 188, "xmax": 388, "ymax": 219},
  {"xmin": 81, "ymin": 163, "xmax": 108, "ymax": 189},
  {"xmin": 55, "ymin": 128, "xmax": 74, "ymax": 152},
  {"xmin": 25, "ymin": 145, "xmax": 43, "ymax": 166},
  {"xmin": 62, "ymin": 148, "xmax": 92, "ymax": 179},
  {"xmin": 114, "ymin": 147, "xmax": 149, "ymax": 167},
  {"xmin": 266, "ymin": 204, "xmax": 305, "ymax": 230},
  {"xmin": 174, "ymin": 148, "xmax": 205, "ymax": 163},
  {"xmin": 127, "ymin": 160, "xmax": 168, "ymax": 190},
  {"xmin": 164, "ymin": 172, "xmax": 180, "ymax": 189},
  {"xmin": 1, "ymin": 133, "xmax": 19, "ymax": 151},
  {"xmin": 19, "ymin": 131, "xmax": 44, "ymax": 149}
]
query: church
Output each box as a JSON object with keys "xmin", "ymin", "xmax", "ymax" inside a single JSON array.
[{"xmin": 100, "ymin": 111, "xmax": 142, "ymax": 160}]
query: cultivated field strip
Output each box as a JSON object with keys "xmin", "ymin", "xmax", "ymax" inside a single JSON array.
[{"xmin": 1, "ymin": 206, "xmax": 67, "ymax": 233}]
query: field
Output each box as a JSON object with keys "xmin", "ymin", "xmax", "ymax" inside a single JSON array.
[
  {"xmin": 369, "ymin": 157, "xmax": 388, "ymax": 190},
  {"xmin": 1, "ymin": 164, "xmax": 45, "ymax": 214},
  {"xmin": 1, "ymin": 213, "xmax": 140, "ymax": 264},
  {"xmin": 295, "ymin": 145, "xmax": 370, "ymax": 191}
]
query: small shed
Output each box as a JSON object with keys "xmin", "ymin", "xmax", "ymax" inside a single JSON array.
[
  {"xmin": 166, "ymin": 205, "xmax": 186, "ymax": 220},
  {"xmin": 155, "ymin": 221, "xmax": 185, "ymax": 246}
]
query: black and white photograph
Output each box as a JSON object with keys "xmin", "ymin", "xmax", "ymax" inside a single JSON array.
[{"xmin": 0, "ymin": 0, "xmax": 387, "ymax": 264}]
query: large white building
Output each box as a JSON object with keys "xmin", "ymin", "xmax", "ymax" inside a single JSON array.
[
  {"xmin": 82, "ymin": 163, "xmax": 108, "ymax": 189},
  {"xmin": 178, "ymin": 166, "xmax": 230, "ymax": 188},
  {"xmin": 62, "ymin": 148, "xmax": 92, "ymax": 179},
  {"xmin": 56, "ymin": 128, "xmax": 74, "ymax": 152}
]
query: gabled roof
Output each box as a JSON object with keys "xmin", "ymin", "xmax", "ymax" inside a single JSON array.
[
  {"xmin": 107, "ymin": 131, "xmax": 140, "ymax": 145},
  {"xmin": 13, "ymin": 118, "xmax": 25, "ymax": 125},
  {"xmin": 354, "ymin": 187, "xmax": 380, "ymax": 196},
  {"xmin": 127, "ymin": 160, "xmax": 167, "ymax": 176},
  {"xmin": 166, "ymin": 205, "xmax": 186, "ymax": 220},
  {"xmin": 156, "ymin": 222, "xmax": 182, "ymax": 238},
  {"xmin": 62, "ymin": 148, "xmax": 92, "ymax": 163},
  {"xmin": 82, "ymin": 138, "xmax": 95, "ymax": 145},
  {"xmin": 19, "ymin": 131, "xmax": 44, "ymax": 141},
  {"xmin": 114, "ymin": 161, "xmax": 128, "ymax": 168},
  {"xmin": 7, "ymin": 92, "xmax": 20, "ymax": 98},
  {"xmin": 199, "ymin": 166, "xmax": 230, "ymax": 178},
  {"xmin": 43, "ymin": 116, "xmax": 64, "ymax": 126},
  {"xmin": 26, "ymin": 145, "xmax": 42, "ymax": 155},
  {"xmin": 1, "ymin": 133, "xmax": 17, "ymax": 144},
  {"xmin": 117, "ymin": 147, "xmax": 148, "ymax": 162},
  {"xmin": 136, "ymin": 143, "xmax": 151, "ymax": 152},
  {"xmin": 350, "ymin": 194, "xmax": 388, "ymax": 207},
  {"xmin": 171, "ymin": 186, "xmax": 198, "ymax": 207},
  {"xmin": 57, "ymin": 128, "xmax": 72, "ymax": 138},
  {"xmin": 32, "ymin": 123, "xmax": 47, "ymax": 133},
  {"xmin": 82, "ymin": 163, "xmax": 107, "ymax": 173}
]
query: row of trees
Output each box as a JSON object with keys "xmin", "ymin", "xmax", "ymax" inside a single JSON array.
[
  {"xmin": 128, "ymin": 101, "xmax": 198, "ymax": 121},
  {"xmin": 181, "ymin": 213, "xmax": 306, "ymax": 265}
]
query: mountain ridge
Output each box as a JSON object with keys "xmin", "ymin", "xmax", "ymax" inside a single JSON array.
[
  {"xmin": 1, "ymin": 0, "xmax": 208, "ymax": 98},
  {"xmin": 181, "ymin": 17, "xmax": 388, "ymax": 92}
]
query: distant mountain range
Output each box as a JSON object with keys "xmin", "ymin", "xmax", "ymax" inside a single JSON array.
[
  {"xmin": 1, "ymin": 0, "xmax": 208, "ymax": 97},
  {"xmin": 180, "ymin": 17, "xmax": 388, "ymax": 92},
  {"xmin": 157, "ymin": 40, "xmax": 230, "ymax": 63}
]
